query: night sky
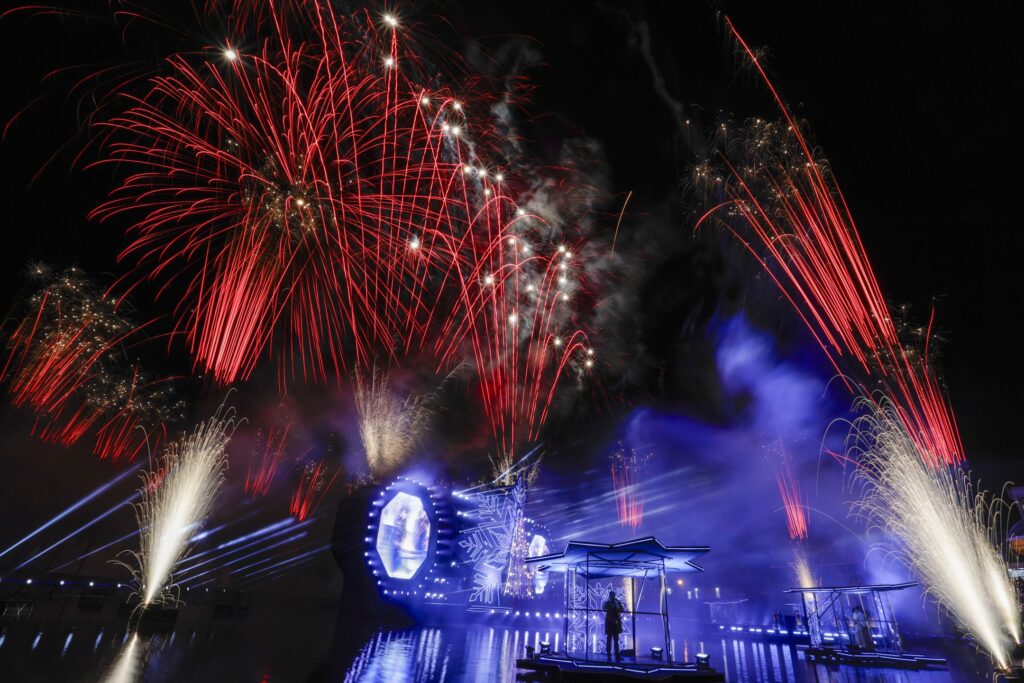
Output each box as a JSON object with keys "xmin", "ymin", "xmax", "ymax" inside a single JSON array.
[{"xmin": 1, "ymin": 1, "xmax": 1022, "ymax": 506}]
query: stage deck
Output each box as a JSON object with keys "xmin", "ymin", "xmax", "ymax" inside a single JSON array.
[
  {"xmin": 802, "ymin": 646, "xmax": 946, "ymax": 669},
  {"xmin": 516, "ymin": 653, "xmax": 724, "ymax": 681}
]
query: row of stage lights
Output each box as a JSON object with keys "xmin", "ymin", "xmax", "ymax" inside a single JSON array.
[
  {"xmin": 2, "ymin": 577, "xmax": 121, "ymax": 589},
  {"xmin": 720, "ymin": 625, "xmax": 807, "ymax": 636},
  {"xmin": 514, "ymin": 610, "xmax": 561, "ymax": 620},
  {"xmin": 1, "ymin": 577, "xmax": 229, "ymax": 596},
  {"xmin": 477, "ymin": 610, "xmax": 685, "ymax": 623},
  {"xmin": 717, "ymin": 624, "xmax": 885, "ymax": 643}
]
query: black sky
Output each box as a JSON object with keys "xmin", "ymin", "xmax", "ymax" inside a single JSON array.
[{"xmin": 1, "ymin": 1, "xmax": 1022, "ymax": 479}]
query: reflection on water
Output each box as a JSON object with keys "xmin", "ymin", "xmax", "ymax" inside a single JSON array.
[
  {"xmin": 0, "ymin": 614, "xmax": 982, "ymax": 682},
  {"xmin": 344, "ymin": 626, "xmax": 567, "ymax": 683},
  {"xmin": 342, "ymin": 625, "xmax": 963, "ymax": 683},
  {"xmin": 102, "ymin": 633, "xmax": 142, "ymax": 683}
]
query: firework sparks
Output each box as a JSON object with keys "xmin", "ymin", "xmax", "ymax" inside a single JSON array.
[
  {"xmin": 125, "ymin": 405, "xmax": 236, "ymax": 607},
  {"xmin": 610, "ymin": 441, "xmax": 650, "ymax": 531},
  {"xmin": 289, "ymin": 459, "xmax": 340, "ymax": 521},
  {"xmin": 90, "ymin": 4, "xmax": 522, "ymax": 387},
  {"xmin": 2, "ymin": 265, "xmax": 181, "ymax": 462},
  {"xmin": 453, "ymin": 231, "xmax": 594, "ymax": 460},
  {"xmin": 792, "ymin": 548, "xmax": 816, "ymax": 590},
  {"xmin": 353, "ymin": 367, "xmax": 431, "ymax": 480},
  {"xmin": 776, "ymin": 455, "xmax": 809, "ymax": 541},
  {"xmin": 697, "ymin": 19, "xmax": 963, "ymax": 467},
  {"xmin": 849, "ymin": 398, "xmax": 1020, "ymax": 669},
  {"xmin": 244, "ymin": 415, "xmax": 293, "ymax": 497}
]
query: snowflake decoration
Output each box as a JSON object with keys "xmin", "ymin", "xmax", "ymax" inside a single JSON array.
[
  {"xmin": 566, "ymin": 579, "xmax": 631, "ymax": 655},
  {"xmin": 458, "ymin": 477, "xmax": 526, "ymax": 604}
]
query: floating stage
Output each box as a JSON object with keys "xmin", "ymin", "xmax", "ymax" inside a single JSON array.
[
  {"xmin": 786, "ymin": 582, "xmax": 947, "ymax": 671},
  {"xmin": 515, "ymin": 538, "xmax": 722, "ymax": 681},
  {"xmin": 516, "ymin": 653, "xmax": 724, "ymax": 681},
  {"xmin": 799, "ymin": 646, "xmax": 946, "ymax": 669}
]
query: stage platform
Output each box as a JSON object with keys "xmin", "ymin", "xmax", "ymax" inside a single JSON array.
[
  {"xmin": 516, "ymin": 653, "xmax": 724, "ymax": 681},
  {"xmin": 802, "ymin": 646, "xmax": 946, "ymax": 669}
]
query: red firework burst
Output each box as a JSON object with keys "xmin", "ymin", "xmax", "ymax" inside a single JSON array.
[
  {"xmin": 697, "ymin": 19, "xmax": 963, "ymax": 467},
  {"xmin": 86, "ymin": 2, "xmax": 594, "ymax": 459},
  {"xmin": 91, "ymin": 5, "xmax": 508, "ymax": 386}
]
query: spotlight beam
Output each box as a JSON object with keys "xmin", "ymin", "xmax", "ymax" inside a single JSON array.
[
  {"xmin": 230, "ymin": 543, "xmax": 333, "ymax": 585},
  {"xmin": 179, "ymin": 531, "xmax": 310, "ymax": 585},
  {"xmin": 172, "ymin": 517, "xmax": 295, "ymax": 567},
  {"xmin": 0, "ymin": 465, "xmax": 139, "ymax": 561},
  {"xmin": 12, "ymin": 491, "xmax": 140, "ymax": 572},
  {"xmin": 174, "ymin": 519, "xmax": 312, "ymax": 577},
  {"xmin": 49, "ymin": 528, "xmax": 142, "ymax": 573},
  {"xmin": 234, "ymin": 547, "xmax": 331, "ymax": 589}
]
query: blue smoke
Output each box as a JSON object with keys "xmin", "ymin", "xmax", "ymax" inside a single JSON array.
[{"xmin": 529, "ymin": 313, "xmax": 907, "ymax": 622}]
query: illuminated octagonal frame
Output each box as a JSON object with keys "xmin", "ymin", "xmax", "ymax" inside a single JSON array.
[
  {"xmin": 376, "ymin": 492, "xmax": 432, "ymax": 579},
  {"xmin": 372, "ymin": 481, "xmax": 438, "ymax": 584}
]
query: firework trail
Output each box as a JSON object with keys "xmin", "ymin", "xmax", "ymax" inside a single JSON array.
[
  {"xmin": 1, "ymin": 265, "xmax": 181, "ymax": 462},
  {"xmin": 779, "ymin": 458, "xmax": 815, "ymax": 596},
  {"xmin": 453, "ymin": 233, "xmax": 594, "ymax": 460},
  {"xmin": 353, "ymin": 366, "xmax": 431, "ymax": 480},
  {"xmin": 244, "ymin": 415, "xmax": 293, "ymax": 497},
  {"xmin": 16, "ymin": 2, "xmax": 595, "ymax": 463},
  {"xmin": 610, "ymin": 441, "xmax": 650, "ymax": 531},
  {"xmin": 290, "ymin": 459, "xmax": 340, "ymax": 521},
  {"xmin": 125, "ymin": 405, "xmax": 236, "ymax": 607},
  {"xmin": 849, "ymin": 398, "xmax": 1019, "ymax": 669},
  {"xmin": 696, "ymin": 19, "xmax": 962, "ymax": 467},
  {"xmin": 2, "ymin": 265, "xmax": 130, "ymax": 445},
  {"xmin": 776, "ymin": 456, "xmax": 809, "ymax": 541}
]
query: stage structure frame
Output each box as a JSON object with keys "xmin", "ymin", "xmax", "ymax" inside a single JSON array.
[
  {"xmin": 785, "ymin": 582, "xmax": 946, "ymax": 668},
  {"xmin": 527, "ymin": 537, "xmax": 709, "ymax": 662}
]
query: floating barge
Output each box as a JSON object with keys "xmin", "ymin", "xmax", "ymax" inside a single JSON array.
[
  {"xmin": 786, "ymin": 582, "xmax": 946, "ymax": 670},
  {"xmin": 517, "ymin": 653, "xmax": 724, "ymax": 681},
  {"xmin": 799, "ymin": 646, "xmax": 945, "ymax": 669},
  {"xmin": 518, "ymin": 537, "xmax": 724, "ymax": 681}
]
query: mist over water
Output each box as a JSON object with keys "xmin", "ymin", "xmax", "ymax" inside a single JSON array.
[{"xmin": 528, "ymin": 314, "xmax": 937, "ymax": 626}]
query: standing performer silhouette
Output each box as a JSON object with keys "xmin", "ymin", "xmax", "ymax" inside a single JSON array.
[{"xmin": 603, "ymin": 589, "xmax": 624, "ymax": 660}]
